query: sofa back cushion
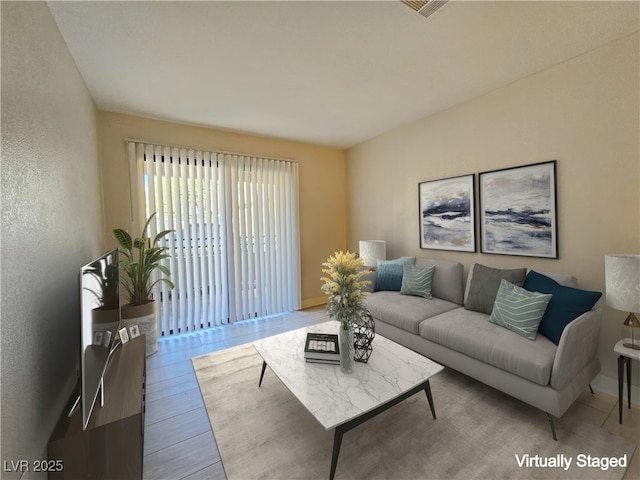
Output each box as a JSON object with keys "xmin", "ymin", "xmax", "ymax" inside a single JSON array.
[
  {"xmin": 530, "ymin": 270, "xmax": 578, "ymax": 288},
  {"xmin": 415, "ymin": 258, "xmax": 464, "ymax": 305}
]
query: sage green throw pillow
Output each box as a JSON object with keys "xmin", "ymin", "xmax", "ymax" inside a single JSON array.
[
  {"xmin": 401, "ymin": 264, "xmax": 436, "ymax": 299},
  {"xmin": 464, "ymin": 263, "xmax": 527, "ymax": 314},
  {"xmin": 489, "ymin": 279, "xmax": 552, "ymax": 340}
]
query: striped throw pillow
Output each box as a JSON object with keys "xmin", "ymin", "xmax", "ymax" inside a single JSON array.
[
  {"xmin": 489, "ymin": 279, "xmax": 552, "ymax": 340},
  {"xmin": 400, "ymin": 264, "xmax": 436, "ymax": 299}
]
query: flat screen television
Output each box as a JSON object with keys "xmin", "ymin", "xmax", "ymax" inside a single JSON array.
[{"xmin": 79, "ymin": 248, "xmax": 121, "ymax": 430}]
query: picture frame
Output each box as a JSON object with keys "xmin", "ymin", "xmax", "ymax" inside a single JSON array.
[
  {"xmin": 419, "ymin": 174, "xmax": 476, "ymax": 252},
  {"xmin": 479, "ymin": 160, "xmax": 557, "ymax": 258},
  {"xmin": 103, "ymin": 330, "xmax": 113, "ymax": 347},
  {"xmin": 119, "ymin": 327, "xmax": 130, "ymax": 344},
  {"xmin": 129, "ymin": 324, "xmax": 140, "ymax": 339}
]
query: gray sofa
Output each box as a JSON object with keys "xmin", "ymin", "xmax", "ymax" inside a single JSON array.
[{"xmin": 363, "ymin": 257, "xmax": 602, "ymax": 440}]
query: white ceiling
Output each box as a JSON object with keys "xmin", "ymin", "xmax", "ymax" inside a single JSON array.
[{"xmin": 47, "ymin": 1, "xmax": 639, "ymax": 149}]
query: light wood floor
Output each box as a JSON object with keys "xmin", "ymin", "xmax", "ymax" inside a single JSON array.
[
  {"xmin": 142, "ymin": 306, "xmax": 330, "ymax": 480},
  {"xmin": 142, "ymin": 306, "xmax": 639, "ymax": 480}
]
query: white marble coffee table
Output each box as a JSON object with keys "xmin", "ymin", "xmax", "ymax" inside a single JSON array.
[{"xmin": 252, "ymin": 320, "xmax": 444, "ymax": 480}]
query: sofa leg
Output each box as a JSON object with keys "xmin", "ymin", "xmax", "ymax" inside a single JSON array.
[
  {"xmin": 546, "ymin": 413, "xmax": 558, "ymax": 441},
  {"xmin": 589, "ymin": 384, "xmax": 595, "ymax": 395}
]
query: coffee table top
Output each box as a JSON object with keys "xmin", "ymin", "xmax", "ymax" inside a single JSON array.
[{"xmin": 252, "ymin": 320, "xmax": 443, "ymax": 430}]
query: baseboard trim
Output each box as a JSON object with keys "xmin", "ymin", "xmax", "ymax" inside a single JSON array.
[
  {"xmin": 301, "ymin": 297, "xmax": 327, "ymax": 309},
  {"xmin": 592, "ymin": 373, "xmax": 640, "ymax": 406}
]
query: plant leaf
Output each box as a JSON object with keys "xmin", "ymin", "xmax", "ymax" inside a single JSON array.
[
  {"xmin": 133, "ymin": 237, "xmax": 147, "ymax": 250},
  {"xmin": 154, "ymin": 229, "xmax": 174, "ymax": 244},
  {"xmin": 113, "ymin": 229, "xmax": 132, "ymax": 251},
  {"xmin": 141, "ymin": 212, "xmax": 156, "ymax": 238}
]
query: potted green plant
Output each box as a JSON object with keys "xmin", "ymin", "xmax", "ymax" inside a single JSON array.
[{"xmin": 113, "ymin": 212, "xmax": 174, "ymax": 355}]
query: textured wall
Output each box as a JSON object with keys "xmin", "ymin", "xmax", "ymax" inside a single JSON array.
[{"xmin": 1, "ymin": 2, "xmax": 103, "ymax": 474}]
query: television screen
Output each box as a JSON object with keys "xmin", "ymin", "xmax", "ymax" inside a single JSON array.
[{"xmin": 80, "ymin": 249, "xmax": 120, "ymax": 430}]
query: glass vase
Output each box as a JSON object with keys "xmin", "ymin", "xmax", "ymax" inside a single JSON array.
[{"xmin": 339, "ymin": 323, "xmax": 355, "ymax": 374}]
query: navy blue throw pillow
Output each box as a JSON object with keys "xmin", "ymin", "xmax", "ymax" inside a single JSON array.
[{"xmin": 523, "ymin": 270, "xmax": 602, "ymax": 345}]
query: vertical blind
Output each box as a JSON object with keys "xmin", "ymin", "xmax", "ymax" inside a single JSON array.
[{"xmin": 127, "ymin": 141, "xmax": 301, "ymax": 336}]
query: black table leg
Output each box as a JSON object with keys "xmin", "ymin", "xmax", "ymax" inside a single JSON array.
[
  {"xmin": 618, "ymin": 355, "xmax": 624, "ymax": 424},
  {"xmin": 424, "ymin": 380, "xmax": 436, "ymax": 420},
  {"xmin": 258, "ymin": 361, "xmax": 268, "ymax": 387},
  {"xmin": 626, "ymin": 355, "xmax": 632, "ymax": 410},
  {"xmin": 618, "ymin": 355, "xmax": 632, "ymax": 423},
  {"xmin": 329, "ymin": 427, "xmax": 344, "ymax": 480},
  {"xmin": 326, "ymin": 378, "xmax": 437, "ymax": 479}
]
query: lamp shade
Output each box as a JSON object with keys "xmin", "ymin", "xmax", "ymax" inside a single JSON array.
[
  {"xmin": 605, "ymin": 255, "xmax": 640, "ymax": 313},
  {"xmin": 359, "ymin": 240, "xmax": 386, "ymax": 267}
]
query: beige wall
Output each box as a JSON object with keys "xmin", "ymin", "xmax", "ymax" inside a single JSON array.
[
  {"xmin": 347, "ymin": 33, "xmax": 640, "ymax": 392},
  {"xmin": 1, "ymin": 2, "xmax": 104, "ymax": 473},
  {"xmin": 98, "ymin": 112, "xmax": 346, "ymax": 308}
]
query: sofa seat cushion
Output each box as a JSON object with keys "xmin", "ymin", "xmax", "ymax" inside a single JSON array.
[
  {"xmin": 419, "ymin": 308, "xmax": 558, "ymax": 385},
  {"xmin": 365, "ymin": 291, "xmax": 460, "ymax": 334}
]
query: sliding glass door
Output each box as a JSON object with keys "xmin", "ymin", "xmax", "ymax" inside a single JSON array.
[{"xmin": 128, "ymin": 141, "xmax": 300, "ymax": 336}]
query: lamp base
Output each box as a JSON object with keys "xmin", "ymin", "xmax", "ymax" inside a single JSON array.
[{"xmin": 621, "ymin": 313, "xmax": 640, "ymax": 350}]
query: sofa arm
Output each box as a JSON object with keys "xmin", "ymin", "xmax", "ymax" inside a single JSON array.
[
  {"xmin": 360, "ymin": 270, "xmax": 377, "ymax": 294},
  {"xmin": 550, "ymin": 308, "xmax": 602, "ymax": 390}
]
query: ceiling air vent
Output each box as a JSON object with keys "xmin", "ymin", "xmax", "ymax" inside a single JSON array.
[{"xmin": 401, "ymin": 0, "xmax": 449, "ymax": 19}]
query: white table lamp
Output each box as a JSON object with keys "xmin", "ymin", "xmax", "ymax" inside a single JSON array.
[
  {"xmin": 605, "ymin": 254, "xmax": 640, "ymax": 350},
  {"xmin": 359, "ymin": 240, "xmax": 386, "ymax": 269}
]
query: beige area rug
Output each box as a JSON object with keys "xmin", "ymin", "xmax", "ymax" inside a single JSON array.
[{"xmin": 193, "ymin": 343, "xmax": 636, "ymax": 480}]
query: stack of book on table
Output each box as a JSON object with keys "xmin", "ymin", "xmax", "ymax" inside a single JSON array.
[{"xmin": 304, "ymin": 332, "xmax": 340, "ymax": 364}]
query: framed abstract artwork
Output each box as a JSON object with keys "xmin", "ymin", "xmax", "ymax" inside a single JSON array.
[
  {"xmin": 479, "ymin": 160, "xmax": 558, "ymax": 258},
  {"xmin": 419, "ymin": 174, "xmax": 476, "ymax": 252}
]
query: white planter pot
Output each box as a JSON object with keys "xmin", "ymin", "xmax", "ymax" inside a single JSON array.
[{"xmin": 121, "ymin": 301, "xmax": 158, "ymax": 356}]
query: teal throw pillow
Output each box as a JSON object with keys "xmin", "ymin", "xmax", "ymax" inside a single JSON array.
[
  {"xmin": 523, "ymin": 270, "xmax": 602, "ymax": 344},
  {"xmin": 401, "ymin": 264, "xmax": 436, "ymax": 299},
  {"xmin": 374, "ymin": 257, "xmax": 416, "ymax": 292},
  {"xmin": 489, "ymin": 279, "xmax": 552, "ymax": 340}
]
